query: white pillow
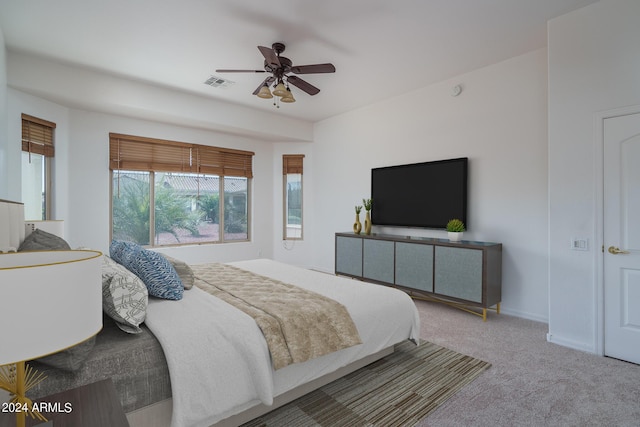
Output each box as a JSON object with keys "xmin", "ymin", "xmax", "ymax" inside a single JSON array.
[{"xmin": 102, "ymin": 255, "xmax": 148, "ymax": 333}]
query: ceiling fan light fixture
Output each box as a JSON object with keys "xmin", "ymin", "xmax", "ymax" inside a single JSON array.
[
  {"xmin": 257, "ymin": 84, "xmax": 273, "ymax": 99},
  {"xmin": 280, "ymin": 87, "xmax": 296, "ymax": 103},
  {"xmin": 272, "ymin": 82, "xmax": 287, "ymax": 97}
]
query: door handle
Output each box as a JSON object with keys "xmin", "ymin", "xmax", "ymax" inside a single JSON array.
[{"xmin": 608, "ymin": 246, "xmax": 630, "ymax": 255}]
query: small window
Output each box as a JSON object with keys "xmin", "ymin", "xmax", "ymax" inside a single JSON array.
[
  {"xmin": 283, "ymin": 155, "xmax": 304, "ymax": 240},
  {"xmin": 21, "ymin": 114, "xmax": 56, "ymax": 220}
]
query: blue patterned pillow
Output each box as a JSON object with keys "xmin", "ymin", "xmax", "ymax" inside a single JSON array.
[
  {"xmin": 110, "ymin": 240, "xmax": 139, "ymax": 266},
  {"xmin": 110, "ymin": 240, "xmax": 183, "ymax": 300}
]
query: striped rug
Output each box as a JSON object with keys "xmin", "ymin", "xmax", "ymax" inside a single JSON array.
[{"xmin": 242, "ymin": 340, "xmax": 491, "ymax": 427}]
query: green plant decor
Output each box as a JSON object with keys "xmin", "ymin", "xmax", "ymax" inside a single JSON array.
[
  {"xmin": 446, "ymin": 219, "xmax": 466, "ymax": 232},
  {"xmin": 355, "ymin": 205, "xmax": 362, "ymax": 214},
  {"xmin": 362, "ymin": 198, "xmax": 373, "ymax": 211}
]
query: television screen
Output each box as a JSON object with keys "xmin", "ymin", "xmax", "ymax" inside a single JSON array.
[{"xmin": 370, "ymin": 157, "xmax": 468, "ymax": 229}]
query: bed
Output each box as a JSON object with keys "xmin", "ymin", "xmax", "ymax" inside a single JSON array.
[{"xmin": 0, "ymin": 199, "xmax": 420, "ymax": 427}]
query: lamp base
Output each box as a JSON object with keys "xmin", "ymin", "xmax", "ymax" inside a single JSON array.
[{"xmin": 0, "ymin": 362, "xmax": 48, "ymax": 427}]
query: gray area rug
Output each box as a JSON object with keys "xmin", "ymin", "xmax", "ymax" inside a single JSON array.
[{"xmin": 242, "ymin": 340, "xmax": 491, "ymax": 427}]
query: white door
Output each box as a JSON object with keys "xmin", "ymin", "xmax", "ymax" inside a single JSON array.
[{"xmin": 604, "ymin": 112, "xmax": 640, "ymax": 364}]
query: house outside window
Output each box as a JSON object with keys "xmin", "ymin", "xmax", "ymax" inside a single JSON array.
[
  {"xmin": 21, "ymin": 114, "xmax": 56, "ymax": 220},
  {"xmin": 283, "ymin": 154, "xmax": 304, "ymax": 240},
  {"xmin": 110, "ymin": 133, "xmax": 253, "ymax": 247}
]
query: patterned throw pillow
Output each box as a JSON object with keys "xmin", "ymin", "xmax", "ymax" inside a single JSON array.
[
  {"xmin": 102, "ymin": 255, "xmax": 148, "ymax": 334},
  {"xmin": 110, "ymin": 240, "xmax": 139, "ymax": 267},
  {"xmin": 110, "ymin": 240, "xmax": 184, "ymax": 300}
]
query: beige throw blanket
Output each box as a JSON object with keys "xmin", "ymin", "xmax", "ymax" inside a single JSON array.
[{"xmin": 192, "ymin": 263, "xmax": 362, "ymax": 370}]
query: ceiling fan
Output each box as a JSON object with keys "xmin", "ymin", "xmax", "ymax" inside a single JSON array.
[{"xmin": 215, "ymin": 42, "xmax": 335, "ymax": 103}]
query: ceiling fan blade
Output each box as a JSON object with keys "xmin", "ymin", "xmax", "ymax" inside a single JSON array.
[
  {"xmin": 216, "ymin": 69, "xmax": 266, "ymax": 73},
  {"xmin": 252, "ymin": 76, "xmax": 275, "ymax": 95},
  {"xmin": 290, "ymin": 63, "xmax": 336, "ymax": 74},
  {"xmin": 287, "ymin": 75, "xmax": 320, "ymax": 96},
  {"xmin": 258, "ymin": 45, "xmax": 281, "ymax": 68}
]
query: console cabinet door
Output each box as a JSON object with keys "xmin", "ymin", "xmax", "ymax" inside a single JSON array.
[
  {"xmin": 434, "ymin": 246, "xmax": 483, "ymax": 303},
  {"xmin": 336, "ymin": 236, "xmax": 363, "ymax": 277},
  {"xmin": 395, "ymin": 242, "xmax": 433, "ymax": 292},
  {"xmin": 363, "ymin": 239, "xmax": 395, "ymax": 283}
]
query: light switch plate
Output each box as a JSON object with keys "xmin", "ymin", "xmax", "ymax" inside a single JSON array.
[{"xmin": 571, "ymin": 237, "xmax": 589, "ymax": 251}]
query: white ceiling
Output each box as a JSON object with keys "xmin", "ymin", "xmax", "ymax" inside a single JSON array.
[{"xmin": 0, "ymin": 0, "xmax": 597, "ymax": 123}]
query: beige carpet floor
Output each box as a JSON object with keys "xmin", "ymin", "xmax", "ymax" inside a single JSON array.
[{"xmin": 415, "ymin": 300, "xmax": 640, "ymax": 427}]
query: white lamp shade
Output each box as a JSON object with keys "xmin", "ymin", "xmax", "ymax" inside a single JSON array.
[{"xmin": 0, "ymin": 250, "xmax": 103, "ymax": 365}]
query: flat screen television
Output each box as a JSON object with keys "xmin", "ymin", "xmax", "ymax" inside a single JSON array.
[{"xmin": 370, "ymin": 157, "xmax": 468, "ymax": 229}]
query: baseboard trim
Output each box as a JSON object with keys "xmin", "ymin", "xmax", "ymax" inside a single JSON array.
[
  {"xmin": 499, "ymin": 307, "xmax": 548, "ymax": 324},
  {"xmin": 546, "ymin": 333, "xmax": 597, "ymax": 354}
]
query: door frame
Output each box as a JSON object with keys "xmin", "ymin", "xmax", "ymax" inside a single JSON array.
[{"xmin": 593, "ymin": 104, "xmax": 640, "ymax": 357}]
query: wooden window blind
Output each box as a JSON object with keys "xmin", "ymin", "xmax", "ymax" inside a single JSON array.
[
  {"xmin": 282, "ymin": 154, "xmax": 304, "ymax": 175},
  {"xmin": 109, "ymin": 133, "xmax": 254, "ymax": 178},
  {"xmin": 21, "ymin": 114, "xmax": 56, "ymax": 157}
]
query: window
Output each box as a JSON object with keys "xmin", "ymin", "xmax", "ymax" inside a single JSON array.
[
  {"xmin": 110, "ymin": 133, "xmax": 253, "ymax": 246},
  {"xmin": 283, "ymin": 154, "xmax": 304, "ymax": 240},
  {"xmin": 21, "ymin": 114, "xmax": 56, "ymax": 220}
]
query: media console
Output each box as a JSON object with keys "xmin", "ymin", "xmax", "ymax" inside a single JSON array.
[{"xmin": 335, "ymin": 232, "xmax": 502, "ymax": 321}]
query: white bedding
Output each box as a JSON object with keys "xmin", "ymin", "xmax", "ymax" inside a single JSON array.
[{"xmin": 145, "ymin": 259, "xmax": 420, "ymax": 427}]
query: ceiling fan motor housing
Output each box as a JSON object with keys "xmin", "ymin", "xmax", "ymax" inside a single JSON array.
[{"xmin": 264, "ymin": 56, "xmax": 292, "ymax": 75}]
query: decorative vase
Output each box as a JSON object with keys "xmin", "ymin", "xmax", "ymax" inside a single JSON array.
[
  {"xmin": 353, "ymin": 213, "xmax": 362, "ymax": 234},
  {"xmin": 364, "ymin": 211, "xmax": 372, "ymax": 235},
  {"xmin": 448, "ymin": 231, "xmax": 463, "ymax": 242}
]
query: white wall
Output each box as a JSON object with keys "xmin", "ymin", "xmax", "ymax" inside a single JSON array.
[
  {"xmin": 309, "ymin": 49, "xmax": 549, "ymax": 321},
  {"xmin": 548, "ymin": 0, "xmax": 640, "ymax": 352},
  {"xmin": 0, "ymin": 23, "xmax": 8, "ymax": 199}
]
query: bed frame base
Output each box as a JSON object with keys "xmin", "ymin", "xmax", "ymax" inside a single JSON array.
[{"xmin": 126, "ymin": 346, "xmax": 394, "ymax": 427}]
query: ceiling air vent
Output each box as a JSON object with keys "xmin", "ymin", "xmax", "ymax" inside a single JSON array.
[{"xmin": 204, "ymin": 75, "xmax": 235, "ymax": 89}]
